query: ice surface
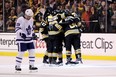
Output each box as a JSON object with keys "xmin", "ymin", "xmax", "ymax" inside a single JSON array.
[{"xmin": 0, "ymin": 56, "xmax": 116, "ymax": 77}]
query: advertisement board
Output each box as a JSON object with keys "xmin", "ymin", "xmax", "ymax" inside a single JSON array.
[
  {"xmin": 0, "ymin": 33, "xmax": 17, "ymax": 50},
  {"xmin": 0, "ymin": 33, "xmax": 46, "ymax": 52},
  {"xmin": 0, "ymin": 33, "xmax": 116, "ymax": 59},
  {"xmin": 81, "ymin": 33, "xmax": 116, "ymax": 56}
]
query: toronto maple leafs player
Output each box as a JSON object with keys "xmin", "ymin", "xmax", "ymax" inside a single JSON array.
[{"xmin": 15, "ymin": 8, "xmax": 38, "ymax": 71}]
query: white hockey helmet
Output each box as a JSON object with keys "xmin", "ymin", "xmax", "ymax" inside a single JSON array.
[{"xmin": 25, "ymin": 9, "xmax": 34, "ymax": 17}]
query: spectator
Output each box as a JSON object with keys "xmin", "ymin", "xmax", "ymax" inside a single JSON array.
[
  {"xmin": 4, "ymin": 1, "xmax": 11, "ymax": 32},
  {"xmin": 81, "ymin": 6, "xmax": 90, "ymax": 32},
  {"xmin": 0, "ymin": 0, "xmax": 115, "ymax": 33},
  {"xmin": 111, "ymin": 2, "xmax": 116, "ymax": 32},
  {"xmin": 0, "ymin": 0, "xmax": 2, "ymax": 14},
  {"xmin": 97, "ymin": 1, "xmax": 107, "ymax": 33},
  {"xmin": 6, "ymin": 8, "xmax": 17, "ymax": 32},
  {"xmin": 99, "ymin": 10, "xmax": 106, "ymax": 33},
  {"xmin": 77, "ymin": 1, "xmax": 84, "ymax": 16},
  {"xmin": 16, "ymin": 6, "xmax": 24, "ymax": 17},
  {"xmin": 89, "ymin": 6, "xmax": 101, "ymax": 33},
  {"xmin": 0, "ymin": 14, "xmax": 3, "ymax": 32},
  {"xmin": 17, "ymin": 0, "xmax": 29, "ymax": 6},
  {"xmin": 107, "ymin": 3, "xmax": 114, "ymax": 32}
]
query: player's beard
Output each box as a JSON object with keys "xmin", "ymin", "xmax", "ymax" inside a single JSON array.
[{"xmin": 25, "ymin": 15, "xmax": 31, "ymax": 20}]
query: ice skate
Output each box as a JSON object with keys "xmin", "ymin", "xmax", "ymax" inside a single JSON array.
[
  {"xmin": 43, "ymin": 59, "xmax": 49, "ymax": 64},
  {"xmin": 43, "ymin": 60, "xmax": 49, "ymax": 66},
  {"xmin": 49, "ymin": 60, "xmax": 58, "ymax": 67},
  {"xmin": 15, "ymin": 66, "xmax": 21, "ymax": 73},
  {"xmin": 56, "ymin": 60, "xmax": 63, "ymax": 66},
  {"xmin": 76, "ymin": 58, "xmax": 83, "ymax": 64},
  {"xmin": 65, "ymin": 57, "xmax": 79, "ymax": 66},
  {"xmin": 29, "ymin": 65, "xmax": 38, "ymax": 73},
  {"xmin": 43, "ymin": 55, "xmax": 49, "ymax": 64},
  {"xmin": 65, "ymin": 61, "xmax": 79, "ymax": 65}
]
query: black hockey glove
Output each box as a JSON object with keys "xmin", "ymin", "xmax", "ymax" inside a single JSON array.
[
  {"xmin": 20, "ymin": 33, "xmax": 26, "ymax": 39},
  {"xmin": 32, "ymin": 33, "xmax": 38, "ymax": 40}
]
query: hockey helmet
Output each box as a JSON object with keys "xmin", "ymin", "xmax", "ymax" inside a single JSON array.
[
  {"xmin": 25, "ymin": 9, "xmax": 34, "ymax": 17},
  {"xmin": 64, "ymin": 10, "xmax": 71, "ymax": 17}
]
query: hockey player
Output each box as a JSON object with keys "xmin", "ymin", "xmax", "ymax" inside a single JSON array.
[
  {"xmin": 41, "ymin": 5, "xmax": 63, "ymax": 65},
  {"xmin": 39, "ymin": 20, "xmax": 49, "ymax": 64},
  {"xmin": 39, "ymin": 7, "xmax": 54, "ymax": 64},
  {"xmin": 47, "ymin": 13, "xmax": 63, "ymax": 65},
  {"xmin": 52, "ymin": 9, "xmax": 64, "ymax": 65},
  {"xmin": 34, "ymin": 11, "xmax": 43, "ymax": 32},
  {"xmin": 59, "ymin": 11, "xmax": 83, "ymax": 65},
  {"xmin": 71, "ymin": 12, "xmax": 83, "ymax": 64},
  {"xmin": 15, "ymin": 8, "xmax": 38, "ymax": 71}
]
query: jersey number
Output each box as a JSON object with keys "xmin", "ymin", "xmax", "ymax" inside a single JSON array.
[{"xmin": 69, "ymin": 23, "xmax": 78, "ymax": 28}]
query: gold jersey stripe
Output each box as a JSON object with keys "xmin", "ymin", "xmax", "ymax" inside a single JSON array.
[
  {"xmin": 48, "ymin": 31, "xmax": 61, "ymax": 35},
  {"xmin": 42, "ymin": 34, "xmax": 48, "ymax": 39},
  {"xmin": 55, "ymin": 24, "xmax": 62, "ymax": 30},
  {"xmin": 65, "ymin": 29, "xmax": 80, "ymax": 37},
  {"xmin": 39, "ymin": 28, "xmax": 44, "ymax": 33}
]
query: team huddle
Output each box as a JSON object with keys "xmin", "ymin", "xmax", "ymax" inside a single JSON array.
[
  {"xmin": 15, "ymin": 5, "xmax": 84, "ymax": 72},
  {"xmin": 40, "ymin": 8, "xmax": 84, "ymax": 65}
]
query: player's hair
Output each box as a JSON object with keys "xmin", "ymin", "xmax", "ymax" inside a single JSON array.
[{"xmin": 21, "ymin": 4, "xmax": 30, "ymax": 14}]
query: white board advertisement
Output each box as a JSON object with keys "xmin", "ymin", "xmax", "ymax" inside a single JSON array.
[
  {"xmin": 0, "ymin": 33, "xmax": 116, "ymax": 56},
  {"xmin": 81, "ymin": 33, "xmax": 116, "ymax": 56},
  {"xmin": 0, "ymin": 33, "xmax": 17, "ymax": 50},
  {"xmin": 0, "ymin": 33, "xmax": 46, "ymax": 52}
]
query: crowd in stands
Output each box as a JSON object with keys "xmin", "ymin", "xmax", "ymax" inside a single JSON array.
[{"xmin": 0, "ymin": 0, "xmax": 116, "ymax": 33}]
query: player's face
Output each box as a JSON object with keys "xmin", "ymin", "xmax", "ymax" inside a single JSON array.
[{"xmin": 25, "ymin": 15, "xmax": 32, "ymax": 20}]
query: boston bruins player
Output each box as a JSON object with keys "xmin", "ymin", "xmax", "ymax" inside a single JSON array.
[
  {"xmin": 34, "ymin": 11, "xmax": 43, "ymax": 32},
  {"xmin": 59, "ymin": 11, "xmax": 83, "ymax": 65},
  {"xmin": 72, "ymin": 12, "xmax": 83, "ymax": 64},
  {"xmin": 39, "ymin": 20, "xmax": 49, "ymax": 64},
  {"xmin": 47, "ymin": 14, "xmax": 63, "ymax": 65}
]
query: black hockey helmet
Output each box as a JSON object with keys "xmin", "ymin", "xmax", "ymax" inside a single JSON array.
[
  {"xmin": 46, "ymin": 6, "xmax": 53, "ymax": 14},
  {"xmin": 64, "ymin": 10, "xmax": 72, "ymax": 17}
]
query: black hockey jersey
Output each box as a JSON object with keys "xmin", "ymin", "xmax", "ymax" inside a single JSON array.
[
  {"xmin": 59, "ymin": 15, "xmax": 80, "ymax": 37},
  {"xmin": 47, "ymin": 15, "xmax": 62, "ymax": 36},
  {"xmin": 39, "ymin": 21, "xmax": 49, "ymax": 39}
]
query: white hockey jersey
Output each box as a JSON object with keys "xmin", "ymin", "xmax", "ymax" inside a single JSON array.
[{"xmin": 15, "ymin": 16, "xmax": 34, "ymax": 43}]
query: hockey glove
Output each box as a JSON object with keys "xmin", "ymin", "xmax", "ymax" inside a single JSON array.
[
  {"xmin": 20, "ymin": 33, "xmax": 26, "ymax": 39},
  {"xmin": 32, "ymin": 33, "xmax": 38, "ymax": 40}
]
